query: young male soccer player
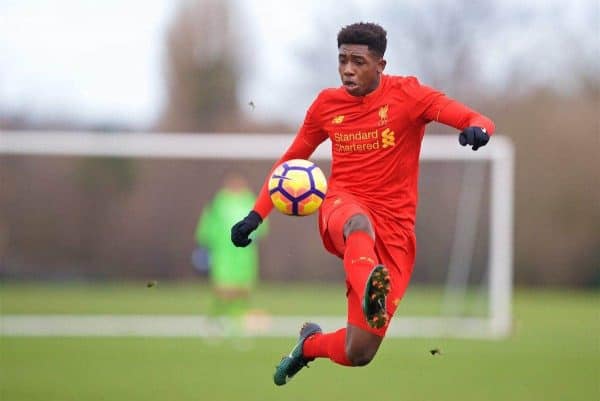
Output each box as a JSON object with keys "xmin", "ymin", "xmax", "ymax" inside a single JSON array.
[{"xmin": 231, "ymin": 22, "xmax": 495, "ymax": 385}]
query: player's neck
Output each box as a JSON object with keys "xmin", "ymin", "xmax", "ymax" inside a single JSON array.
[{"xmin": 357, "ymin": 74, "xmax": 385, "ymax": 98}]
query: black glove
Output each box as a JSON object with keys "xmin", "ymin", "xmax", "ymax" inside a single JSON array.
[
  {"xmin": 459, "ymin": 127, "xmax": 490, "ymax": 151},
  {"xmin": 231, "ymin": 210, "xmax": 262, "ymax": 247}
]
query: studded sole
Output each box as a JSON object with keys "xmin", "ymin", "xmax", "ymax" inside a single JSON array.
[{"xmin": 364, "ymin": 265, "xmax": 391, "ymax": 329}]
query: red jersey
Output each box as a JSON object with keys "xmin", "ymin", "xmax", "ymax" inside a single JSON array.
[{"xmin": 254, "ymin": 74, "xmax": 495, "ymax": 231}]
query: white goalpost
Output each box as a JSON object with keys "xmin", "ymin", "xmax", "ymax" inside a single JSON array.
[{"xmin": 0, "ymin": 131, "xmax": 514, "ymax": 339}]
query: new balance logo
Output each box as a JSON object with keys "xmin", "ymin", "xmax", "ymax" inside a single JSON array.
[
  {"xmin": 331, "ymin": 115, "xmax": 345, "ymax": 124},
  {"xmin": 381, "ymin": 128, "xmax": 395, "ymax": 148}
]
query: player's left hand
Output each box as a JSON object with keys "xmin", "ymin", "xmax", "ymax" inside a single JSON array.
[
  {"xmin": 459, "ymin": 127, "xmax": 489, "ymax": 151},
  {"xmin": 231, "ymin": 210, "xmax": 262, "ymax": 247}
]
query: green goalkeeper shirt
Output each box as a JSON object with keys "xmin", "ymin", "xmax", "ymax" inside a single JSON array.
[{"xmin": 195, "ymin": 188, "xmax": 268, "ymax": 288}]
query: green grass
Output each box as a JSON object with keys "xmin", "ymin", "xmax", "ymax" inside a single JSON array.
[
  {"xmin": 1, "ymin": 282, "xmax": 599, "ymax": 401},
  {"xmin": 0, "ymin": 281, "xmax": 348, "ymax": 315},
  {"xmin": 0, "ymin": 281, "xmax": 482, "ymax": 315}
]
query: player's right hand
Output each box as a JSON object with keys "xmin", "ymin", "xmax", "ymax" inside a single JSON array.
[{"xmin": 231, "ymin": 210, "xmax": 262, "ymax": 247}]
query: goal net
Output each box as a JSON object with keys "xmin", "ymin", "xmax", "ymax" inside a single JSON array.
[{"xmin": 0, "ymin": 131, "xmax": 513, "ymax": 339}]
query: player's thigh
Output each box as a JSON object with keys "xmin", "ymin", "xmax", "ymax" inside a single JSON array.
[{"xmin": 320, "ymin": 195, "xmax": 372, "ymax": 257}]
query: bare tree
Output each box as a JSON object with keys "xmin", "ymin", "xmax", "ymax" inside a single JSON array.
[
  {"xmin": 377, "ymin": 0, "xmax": 496, "ymax": 100},
  {"xmin": 158, "ymin": 0, "xmax": 241, "ymax": 132}
]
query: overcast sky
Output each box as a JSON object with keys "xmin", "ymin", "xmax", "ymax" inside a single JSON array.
[{"xmin": 0, "ymin": 0, "xmax": 597, "ymax": 129}]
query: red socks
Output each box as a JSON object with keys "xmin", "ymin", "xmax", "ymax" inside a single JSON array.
[
  {"xmin": 343, "ymin": 231, "xmax": 378, "ymax": 297},
  {"xmin": 301, "ymin": 231, "xmax": 378, "ymax": 367},
  {"xmin": 302, "ymin": 329, "xmax": 352, "ymax": 366}
]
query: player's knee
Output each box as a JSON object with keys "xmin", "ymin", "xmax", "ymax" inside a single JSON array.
[
  {"xmin": 343, "ymin": 213, "xmax": 374, "ymax": 239},
  {"xmin": 346, "ymin": 341, "xmax": 378, "ymax": 366}
]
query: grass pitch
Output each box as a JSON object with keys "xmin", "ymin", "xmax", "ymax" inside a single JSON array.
[{"xmin": 0, "ymin": 282, "xmax": 598, "ymax": 401}]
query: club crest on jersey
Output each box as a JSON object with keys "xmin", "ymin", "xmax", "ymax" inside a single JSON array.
[
  {"xmin": 378, "ymin": 105, "xmax": 389, "ymax": 126},
  {"xmin": 331, "ymin": 115, "xmax": 345, "ymax": 124}
]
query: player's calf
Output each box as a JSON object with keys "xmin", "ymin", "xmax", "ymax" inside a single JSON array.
[{"xmin": 346, "ymin": 336, "xmax": 380, "ymax": 366}]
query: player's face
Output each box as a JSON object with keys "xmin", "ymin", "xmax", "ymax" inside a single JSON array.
[{"xmin": 338, "ymin": 44, "xmax": 386, "ymax": 97}]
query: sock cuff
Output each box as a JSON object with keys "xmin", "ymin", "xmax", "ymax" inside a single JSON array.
[{"xmin": 346, "ymin": 230, "xmax": 374, "ymax": 247}]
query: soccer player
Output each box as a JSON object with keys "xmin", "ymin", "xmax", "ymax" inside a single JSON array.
[
  {"xmin": 196, "ymin": 173, "xmax": 268, "ymax": 336},
  {"xmin": 231, "ymin": 22, "xmax": 495, "ymax": 385}
]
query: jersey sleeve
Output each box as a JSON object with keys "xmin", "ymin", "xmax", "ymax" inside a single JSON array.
[
  {"xmin": 426, "ymin": 98, "xmax": 496, "ymax": 134},
  {"xmin": 400, "ymin": 76, "xmax": 496, "ymax": 134},
  {"xmin": 252, "ymin": 94, "xmax": 329, "ymax": 219}
]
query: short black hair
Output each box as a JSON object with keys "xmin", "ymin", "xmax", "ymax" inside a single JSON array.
[{"xmin": 337, "ymin": 22, "xmax": 387, "ymax": 57}]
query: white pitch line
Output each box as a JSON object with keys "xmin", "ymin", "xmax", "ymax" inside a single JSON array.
[{"xmin": 0, "ymin": 315, "xmax": 500, "ymax": 339}]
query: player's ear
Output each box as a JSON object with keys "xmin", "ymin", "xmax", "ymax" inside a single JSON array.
[{"xmin": 377, "ymin": 59, "xmax": 386, "ymax": 73}]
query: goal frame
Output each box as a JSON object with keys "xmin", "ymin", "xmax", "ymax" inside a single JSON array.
[{"xmin": 0, "ymin": 131, "xmax": 514, "ymax": 338}]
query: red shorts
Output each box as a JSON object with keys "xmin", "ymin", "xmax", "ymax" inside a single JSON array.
[{"xmin": 319, "ymin": 192, "xmax": 416, "ymax": 336}]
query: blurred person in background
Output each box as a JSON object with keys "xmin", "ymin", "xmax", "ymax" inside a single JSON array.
[
  {"xmin": 231, "ymin": 22, "xmax": 495, "ymax": 385},
  {"xmin": 195, "ymin": 172, "xmax": 268, "ymax": 336}
]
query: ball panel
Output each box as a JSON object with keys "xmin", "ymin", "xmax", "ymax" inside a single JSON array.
[
  {"xmin": 311, "ymin": 166, "xmax": 328, "ymax": 193},
  {"xmin": 268, "ymin": 165, "xmax": 287, "ymax": 193},
  {"xmin": 280, "ymin": 170, "xmax": 312, "ymax": 198},
  {"xmin": 297, "ymin": 193, "xmax": 325, "ymax": 216},
  {"xmin": 269, "ymin": 191, "xmax": 294, "ymax": 215}
]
